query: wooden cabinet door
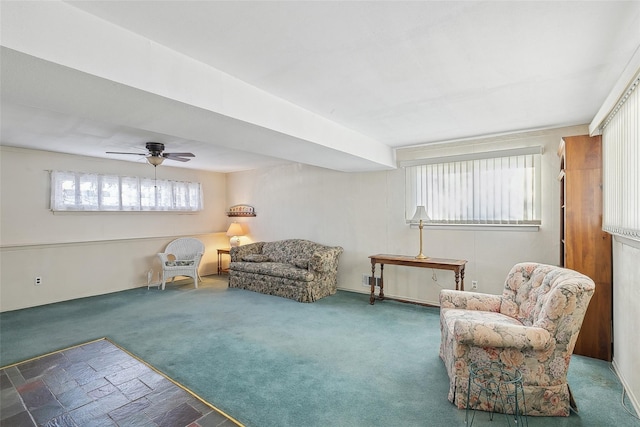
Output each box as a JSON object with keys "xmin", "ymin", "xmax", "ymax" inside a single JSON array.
[{"xmin": 562, "ymin": 135, "xmax": 612, "ymax": 361}]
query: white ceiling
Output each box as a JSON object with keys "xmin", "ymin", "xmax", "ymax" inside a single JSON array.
[{"xmin": 2, "ymin": 1, "xmax": 640, "ymax": 172}]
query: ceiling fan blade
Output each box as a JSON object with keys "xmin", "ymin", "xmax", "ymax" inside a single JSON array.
[
  {"xmin": 164, "ymin": 156, "xmax": 192, "ymax": 162},
  {"xmin": 106, "ymin": 151, "xmax": 147, "ymax": 156},
  {"xmin": 107, "ymin": 144, "xmax": 194, "ymax": 164},
  {"xmin": 163, "ymin": 152, "xmax": 195, "ymax": 158}
]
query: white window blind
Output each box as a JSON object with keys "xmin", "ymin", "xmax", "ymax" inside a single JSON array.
[
  {"xmin": 51, "ymin": 171, "xmax": 203, "ymax": 212},
  {"xmin": 121, "ymin": 176, "xmax": 141, "ymax": 210},
  {"xmin": 601, "ymin": 74, "xmax": 640, "ymax": 240},
  {"xmin": 403, "ymin": 147, "xmax": 542, "ymax": 225}
]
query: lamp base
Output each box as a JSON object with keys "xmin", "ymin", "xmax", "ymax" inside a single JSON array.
[
  {"xmin": 229, "ymin": 236, "xmax": 241, "ymax": 247},
  {"xmin": 415, "ymin": 222, "xmax": 428, "ymax": 260}
]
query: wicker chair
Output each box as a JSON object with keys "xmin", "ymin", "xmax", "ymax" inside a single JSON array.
[{"xmin": 157, "ymin": 238, "xmax": 205, "ymax": 290}]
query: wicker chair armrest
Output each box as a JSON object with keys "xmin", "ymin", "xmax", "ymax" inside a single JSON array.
[
  {"xmin": 157, "ymin": 253, "xmax": 171, "ymax": 263},
  {"xmin": 193, "ymin": 252, "xmax": 204, "ymax": 265}
]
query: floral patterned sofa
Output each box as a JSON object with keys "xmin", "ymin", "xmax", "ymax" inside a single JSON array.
[
  {"xmin": 228, "ymin": 239, "xmax": 343, "ymax": 302},
  {"xmin": 439, "ymin": 262, "xmax": 595, "ymax": 416}
]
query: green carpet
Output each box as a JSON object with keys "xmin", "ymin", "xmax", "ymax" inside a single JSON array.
[{"xmin": 1, "ymin": 277, "xmax": 638, "ymax": 427}]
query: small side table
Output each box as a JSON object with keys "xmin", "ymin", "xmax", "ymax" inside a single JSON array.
[
  {"xmin": 466, "ymin": 362, "xmax": 527, "ymax": 426},
  {"xmin": 217, "ymin": 248, "xmax": 231, "ymax": 275}
]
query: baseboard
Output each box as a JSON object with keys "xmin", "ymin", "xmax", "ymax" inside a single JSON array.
[
  {"xmin": 612, "ymin": 358, "xmax": 640, "ymax": 417},
  {"xmin": 337, "ymin": 287, "xmax": 440, "ymax": 306}
]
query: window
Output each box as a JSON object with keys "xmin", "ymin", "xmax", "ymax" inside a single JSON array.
[
  {"xmin": 51, "ymin": 171, "xmax": 203, "ymax": 212},
  {"xmin": 403, "ymin": 147, "xmax": 542, "ymax": 226}
]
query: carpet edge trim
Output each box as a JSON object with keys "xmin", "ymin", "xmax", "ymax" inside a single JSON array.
[
  {"xmin": 106, "ymin": 338, "xmax": 245, "ymax": 427},
  {"xmin": 0, "ymin": 337, "xmax": 108, "ymax": 370}
]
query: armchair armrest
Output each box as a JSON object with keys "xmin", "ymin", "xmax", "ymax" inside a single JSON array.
[
  {"xmin": 440, "ymin": 289, "xmax": 502, "ymax": 312},
  {"xmin": 230, "ymin": 242, "xmax": 264, "ymax": 262},
  {"xmin": 453, "ymin": 319, "xmax": 551, "ymax": 350}
]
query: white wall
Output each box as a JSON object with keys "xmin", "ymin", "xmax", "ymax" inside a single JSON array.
[
  {"xmin": 0, "ymin": 146, "xmax": 229, "ymax": 311},
  {"xmin": 612, "ymin": 238, "xmax": 640, "ymax": 413},
  {"xmin": 227, "ymin": 125, "xmax": 588, "ymax": 304}
]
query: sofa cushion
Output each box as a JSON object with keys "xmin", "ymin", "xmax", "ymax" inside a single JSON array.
[
  {"xmin": 291, "ymin": 256, "xmax": 310, "ymax": 269},
  {"xmin": 262, "ymin": 239, "xmax": 321, "ymax": 264},
  {"xmin": 242, "ymin": 254, "xmax": 272, "ymax": 262},
  {"xmin": 230, "ymin": 261, "xmax": 315, "ymax": 282},
  {"xmin": 165, "ymin": 260, "xmax": 195, "ymax": 266}
]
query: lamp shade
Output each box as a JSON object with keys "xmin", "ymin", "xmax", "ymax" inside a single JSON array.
[
  {"xmin": 411, "ymin": 206, "xmax": 430, "ymax": 222},
  {"xmin": 226, "ymin": 222, "xmax": 244, "ymax": 237},
  {"xmin": 146, "ymin": 156, "xmax": 164, "ymax": 166}
]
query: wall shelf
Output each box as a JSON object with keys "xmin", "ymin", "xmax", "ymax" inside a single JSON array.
[{"xmin": 226, "ymin": 204, "xmax": 256, "ymax": 217}]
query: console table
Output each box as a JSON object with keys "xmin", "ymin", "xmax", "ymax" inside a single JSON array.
[{"xmin": 368, "ymin": 254, "xmax": 467, "ymax": 305}]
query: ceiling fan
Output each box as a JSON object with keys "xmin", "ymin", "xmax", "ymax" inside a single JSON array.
[{"xmin": 106, "ymin": 142, "xmax": 195, "ymax": 167}]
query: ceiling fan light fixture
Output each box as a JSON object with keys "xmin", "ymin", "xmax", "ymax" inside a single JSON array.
[{"xmin": 147, "ymin": 155, "xmax": 164, "ymax": 166}]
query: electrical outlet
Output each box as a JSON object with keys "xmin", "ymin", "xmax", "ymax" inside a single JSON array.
[
  {"xmin": 35, "ymin": 276, "xmax": 42, "ymax": 286},
  {"xmin": 471, "ymin": 280, "xmax": 478, "ymax": 290}
]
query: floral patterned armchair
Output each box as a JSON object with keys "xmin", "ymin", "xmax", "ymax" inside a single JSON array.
[{"xmin": 439, "ymin": 262, "xmax": 595, "ymax": 416}]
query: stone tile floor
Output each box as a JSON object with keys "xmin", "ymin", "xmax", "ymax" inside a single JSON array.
[{"xmin": 0, "ymin": 338, "xmax": 241, "ymax": 427}]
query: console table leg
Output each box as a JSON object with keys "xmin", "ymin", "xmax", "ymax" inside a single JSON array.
[
  {"xmin": 379, "ymin": 264, "xmax": 385, "ymax": 300},
  {"xmin": 369, "ymin": 262, "xmax": 376, "ymax": 305}
]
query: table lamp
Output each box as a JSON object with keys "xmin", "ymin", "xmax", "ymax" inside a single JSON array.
[
  {"xmin": 226, "ymin": 222, "xmax": 244, "ymax": 247},
  {"xmin": 411, "ymin": 206, "xmax": 430, "ymax": 259}
]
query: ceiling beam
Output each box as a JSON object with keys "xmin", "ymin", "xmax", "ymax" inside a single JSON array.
[{"xmin": 1, "ymin": 0, "xmax": 396, "ymax": 172}]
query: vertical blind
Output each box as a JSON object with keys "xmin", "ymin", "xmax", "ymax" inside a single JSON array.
[
  {"xmin": 403, "ymin": 147, "xmax": 542, "ymax": 225},
  {"xmin": 601, "ymin": 75, "xmax": 640, "ymax": 239}
]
